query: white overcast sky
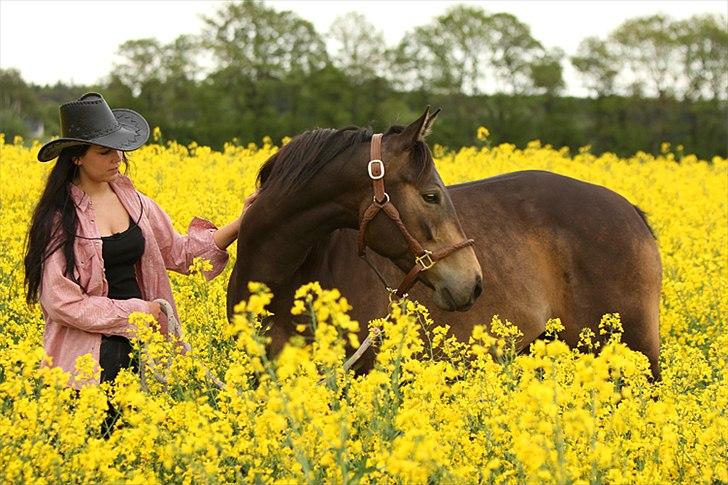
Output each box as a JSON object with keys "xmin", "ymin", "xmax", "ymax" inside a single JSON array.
[{"xmin": 1, "ymin": 0, "xmax": 726, "ymax": 95}]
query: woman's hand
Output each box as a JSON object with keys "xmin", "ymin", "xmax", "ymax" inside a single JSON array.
[
  {"xmin": 213, "ymin": 189, "xmax": 260, "ymax": 250},
  {"xmin": 148, "ymin": 301, "xmax": 187, "ymax": 354},
  {"xmin": 243, "ymin": 189, "xmax": 260, "ymax": 210},
  {"xmin": 147, "ymin": 301, "xmax": 168, "ymax": 335}
]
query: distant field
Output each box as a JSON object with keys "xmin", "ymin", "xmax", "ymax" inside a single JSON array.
[{"xmin": 1, "ymin": 133, "xmax": 726, "ymax": 483}]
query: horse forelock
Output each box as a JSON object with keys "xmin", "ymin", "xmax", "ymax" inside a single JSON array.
[
  {"xmin": 411, "ymin": 139, "xmax": 436, "ymax": 183},
  {"xmin": 384, "ymin": 125, "xmax": 435, "ymax": 183},
  {"xmin": 256, "ymin": 126, "xmax": 373, "ymax": 196}
]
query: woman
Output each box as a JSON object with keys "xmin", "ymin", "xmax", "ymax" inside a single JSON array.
[{"xmin": 24, "ymin": 92, "xmax": 255, "ymax": 389}]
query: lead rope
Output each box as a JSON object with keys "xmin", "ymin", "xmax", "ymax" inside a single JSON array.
[
  {"xmin": 360, "ymin": 252, "xmax": 396, "ymax": 295},
  {"xmin": 348, "ymin": 253, "xmax": 406, "ymax": 371},
  {"xmin": 139, "ymin": 299, "xmax": 225, "ymax": 391},
  {"xmin": 140, "ymin": 297, "xmax": 378, "ymax": 389}
]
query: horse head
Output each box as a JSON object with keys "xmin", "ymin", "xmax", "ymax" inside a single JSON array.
[
  {"xmin": 350, "ymin": 107, "xmax": 483, "ymax": 310},
  {"xmin": 235, "ymin": 107, "xmax": 482, "ymax": 316}
]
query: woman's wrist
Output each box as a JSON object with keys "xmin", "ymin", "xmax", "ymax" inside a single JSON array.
[
  {"xmin": 148, "ymin": 301, "xmax": 161, "ymax": 318},
  {"xmin": 211, "ymin": 191, "xmax": 255, "ymax": 250},
  {"xmin": 213, "ymin": 217, "xmax": 241, "ymax": 250},
  {"xmin": 147, "ymin": 301, "xmax": 168, "ymax": 333}
]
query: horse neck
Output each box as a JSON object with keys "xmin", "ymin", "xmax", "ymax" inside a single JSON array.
[
  {"xmin": 229, "ymin": 140, "xmax": 370, "ymax": 315},
  {"xmin": 234, "ymin": 198, "xmax": 352, "ymax": 291}
]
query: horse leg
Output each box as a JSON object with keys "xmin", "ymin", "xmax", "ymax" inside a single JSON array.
[
  {"xmin": 559, "ymin": 250, "xmax": 662, "ymax": 381},
  {"xmin": 620, "ymin": 304, "xmax": 661, "ymax": 381},
  {"xmin": 625, "ymin": 239, "xmax": 663, "ymax": 381}
]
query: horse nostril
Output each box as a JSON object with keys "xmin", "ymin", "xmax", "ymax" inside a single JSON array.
[{"xmin": 473, "ymin": 276, "xmax": 483, "ymax": 300}]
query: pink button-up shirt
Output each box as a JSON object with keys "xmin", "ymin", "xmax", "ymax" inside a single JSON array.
[{"xmin": 39, "ymin": 174, "xmax": 229, "ymax": 388}]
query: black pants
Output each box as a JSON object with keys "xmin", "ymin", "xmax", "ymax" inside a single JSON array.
[
  {"xmin": 100, "ymin": 335, "xmax": 138, "ymax": 382},
  {"xmin": 99, "ymin": 335, "xmax": 139, "ymax": 436}
]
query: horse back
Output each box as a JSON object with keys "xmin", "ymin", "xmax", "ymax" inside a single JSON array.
[
  {"xmin": 308, "ymin": 170, "xmax": 662, "ymax": 377},
  {"xmin": 452, "ymin": 171, "xmax": 660, "ymax": 374}
]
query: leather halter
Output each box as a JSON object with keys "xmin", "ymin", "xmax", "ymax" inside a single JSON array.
[{"xmin": 357, "ymin": 133, "xmax": 475, "ymax": 298}]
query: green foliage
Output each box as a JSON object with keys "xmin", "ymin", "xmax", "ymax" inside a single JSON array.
[
  {"xmin": 674, "ymin": 14, "xmax": 728, "ymax": 101},
  {"xmin": 572, "ymin": 37, "xmax": 621, "ymax": 97},
  {"xmin": 0, "ymin": 3, "xmax": 725, "ymax": 159},
  {"xmin": 0, "ymin": 69, "xmax": 42, "ymax": 138},
  {"xmin": 530, "ymin": 48, "xmax": 565, "ymax": 96}
]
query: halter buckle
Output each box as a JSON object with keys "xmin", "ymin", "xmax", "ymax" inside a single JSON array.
[
  {"xmin": 415, "ymin": 250, "xmax": 436, "ymax": 271},
  {"xmin": 368, "ymin": 159, "xmax": 385, "ymax": 180}
]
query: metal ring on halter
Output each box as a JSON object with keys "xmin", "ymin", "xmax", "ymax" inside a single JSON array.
[
  {"xmin": 368, "ymin": 159, "xmax": 385, "ymax": 180},
  {"xmin": 374, "ymin": 192, "xmax": 390, "ymax": 204}
]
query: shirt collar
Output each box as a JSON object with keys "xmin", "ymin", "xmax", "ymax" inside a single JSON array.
[
  {"xmin": 109, "ymin": 173, "xmax": 135, "ymax": 194},
  {"xmin": 69, "ymin": 174, "xmax": 136, "ymax": 212},
  {"xmin": 69, "ymin": 183, "xmax": 91, "ymax": 212}
]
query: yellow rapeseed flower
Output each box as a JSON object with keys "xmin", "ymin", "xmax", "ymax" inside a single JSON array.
[{"xmin": 0, "ymin": 133, "xmax": 724, "ymax": 483}]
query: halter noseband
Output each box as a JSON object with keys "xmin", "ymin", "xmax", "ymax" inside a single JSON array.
[{"xmin": 357, "ymin": 133, "xmax": 475, "ymax": 299}]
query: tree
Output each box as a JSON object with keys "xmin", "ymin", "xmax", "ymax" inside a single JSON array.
[
  {"xmin": 198, "ymin": 0, "xmax": 330, "ymax": 142},
  {"xmin": 390, "ymin": 16, "xmax": 477, "ymax": 95},
  {"xmin": 571, "ymin": 36, "xmax": 621, "ymax": 97},
  {"xmin": 391, "ymin": 5, "xmax": 502, "ymax": 95},
  {"xmin": 391, "ymin": 6, "xmax": 543, "ymax": 96},
  {"xmin": 486, "ymin": 13, "xmax": 543, "ymax": 94},
  {"xmin": 430, "ymin": 5, "xmax": 493, "ymax": 95},
  {"xmin": 202, "ymin": 0, "xmax": 328, "ymax": 81},
  {"xmin": 675, "ymin": 14, "xmax": 728, "ymax": 101},
  {"xmin": 0, "ymin": 69, "xmax": 42, "ymax": 138},
  {"xmin": 112, "ymin": 38, "xmax": 164, "ymax": 97},
  {"xmin": 530, "ymin": 48, "xmax": 565, "ymax": 97},
  {"xmin": 610, "ymin": 15, "xmax": 681, "ymax": 99},
  {"xmin": 328, "ymin": 12, "xmax": 387, "ymax": 82},
  {"xmin": 110, "ymin": 35, "xmax": 203, "ymax": 142},
  {"xmin": 389, "ymin": 25, "xmax": 444, "ymax": 93}
]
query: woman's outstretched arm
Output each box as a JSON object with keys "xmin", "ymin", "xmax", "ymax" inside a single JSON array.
[{"xmin": 213, "ymin": 190, "xmax": 259, "ymax": 250}]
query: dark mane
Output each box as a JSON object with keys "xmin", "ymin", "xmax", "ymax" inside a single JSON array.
[
  {"xmin": 256, "ymin": 124, "xmax": 435, "ymax": 195},
  {"xmin": 257, "ymin": 127, "xmax": 373, "ymax": 195}
]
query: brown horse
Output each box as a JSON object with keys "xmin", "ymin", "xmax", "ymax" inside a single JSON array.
[{"xmin": 227, "ymin": 108, "xmax": 662, "ymax": 379}]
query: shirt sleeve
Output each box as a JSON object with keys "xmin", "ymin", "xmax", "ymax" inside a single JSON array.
[
  {"xmin": 141, "ymin": 194, "xmax": 229, "ymax": 280},
  {"xmin": 39, "ymin": 245, "xmax": 150, "ymax": 338}
]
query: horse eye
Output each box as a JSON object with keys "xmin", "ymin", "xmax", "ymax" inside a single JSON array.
[{"xmin": 422, "ymin": 193, "xmax": 440, "ymax": 204}]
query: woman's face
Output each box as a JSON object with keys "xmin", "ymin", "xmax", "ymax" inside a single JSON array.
[{"xmin": 74, "ymin": 144, "xmax": 124, "ymax": 184}]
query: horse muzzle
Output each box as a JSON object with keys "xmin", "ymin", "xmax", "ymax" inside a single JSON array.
[{"xmin": 433, "ymin": 273, "xmax": 483, "ymax": 311}]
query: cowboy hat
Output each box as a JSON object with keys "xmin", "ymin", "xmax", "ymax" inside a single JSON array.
[{"xmin": 37, "ymin": 92, "xmax": 150, "ymax": 162}]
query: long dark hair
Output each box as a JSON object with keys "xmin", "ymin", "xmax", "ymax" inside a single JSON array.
[{"xmin": 23, "ymin": 145, "xmax": 128, "ymax": 304}]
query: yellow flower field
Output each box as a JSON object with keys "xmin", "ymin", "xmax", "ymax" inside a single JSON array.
[{"xmin": 0, "ymin": 133, "xmax": 726, "ymax": 484}]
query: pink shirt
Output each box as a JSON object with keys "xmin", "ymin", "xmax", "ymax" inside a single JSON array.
[{"xmin": 39, "ymin": 174, "xmax": 229, "ymax": 388}]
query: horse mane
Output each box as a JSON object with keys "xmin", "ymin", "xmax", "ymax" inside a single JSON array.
[
  {"xmin": 257, "ymin": 126, "xmax": 372, "ymax": 195},
  {"xmin": 256, "ymin": 124, "xmax": 434, "ymax": 195}
]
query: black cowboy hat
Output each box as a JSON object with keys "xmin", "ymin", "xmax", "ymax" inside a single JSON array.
[{"xmin": 37, "ymin": 92, "xmax": 150, "ymax": 162}]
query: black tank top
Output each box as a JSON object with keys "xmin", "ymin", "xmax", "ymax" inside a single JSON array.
[
  {"xmin": 99, "ymin": 216, "xmax": 145, "ymax": 383},
  {"xmin": 101, "ymin": 216, "xmax": 145, "ymax": 299}
]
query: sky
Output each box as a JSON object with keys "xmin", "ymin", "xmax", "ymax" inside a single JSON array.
[{"xmin": 1, "ymin": 0, "xmax": 726, "ymax": 95}]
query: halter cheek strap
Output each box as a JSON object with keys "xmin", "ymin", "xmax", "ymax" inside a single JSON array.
[
  {"xmin": 357, "ymin": 133, "xmax": 475, "ymax": 298},
  {"xmin": 368, "ymin": 133, "xmax": 388, "ymax": 204}
]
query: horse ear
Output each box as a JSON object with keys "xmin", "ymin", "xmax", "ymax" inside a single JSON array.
[
  {"xmin": 421, "ymin": 107, "xmax": 441, "ymax": 138},
  {"xmin": 398, "ymin": 106, "xmax": 437, "ymax": 146}
]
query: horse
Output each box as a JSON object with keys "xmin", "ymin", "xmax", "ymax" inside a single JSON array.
[{"xmin": 227, "ymin": 107, "xmax": 662, "ymax": 379}]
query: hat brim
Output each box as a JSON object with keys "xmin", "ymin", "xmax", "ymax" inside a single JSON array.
[{"xmin": 37, "ymin": 108, "xmax": 150, "ymax": 162}]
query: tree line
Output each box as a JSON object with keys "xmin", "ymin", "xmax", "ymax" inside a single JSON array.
[{"xmin": 1, "ymin": 1, "xmax": 726, "ymax": 158}]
